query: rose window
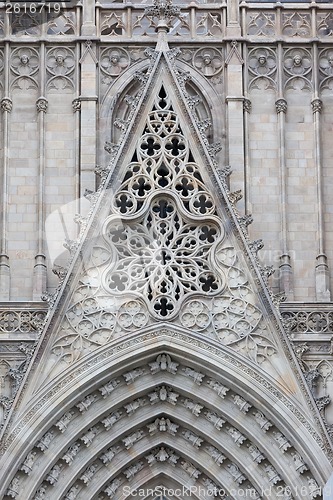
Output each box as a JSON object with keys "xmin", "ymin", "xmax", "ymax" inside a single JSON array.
[{"xmin": 106, "ymin": 86, "xmax": 223, "ymax": 318}]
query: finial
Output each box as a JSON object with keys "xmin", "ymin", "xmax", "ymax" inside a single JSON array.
[{"xmin": 144, "ymin": 0, "xmax": 180, "ymax": 51}]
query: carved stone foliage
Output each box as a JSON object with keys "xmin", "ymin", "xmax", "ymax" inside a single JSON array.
[
  {"xmin": 46, "ymin": 11, "xmax": 76, "ymax": 36},
  {"xmin": 10, "ymin": 47, "xmax": 39, "ymax": 92},
  {"xmin": 0, "ymin": 339, "xmax": 44, "ymax": 426},
  {"xmin": 132, "ymin": 8, "xmax": 189, "ymax": 37},
  {"xmin": 248, "ymin": 47, "xmax": 277, "ymax": 91},
  {"xmin": 46, "ymin": 47, "xmax": 75, "ymax": 92},
  {"xmin": 247, "ymin": 12, "xmax": 276, "ymax": 37},
  {"xmin": 143, "ymin": 0, "xmax": 181, "ymax": 32},
  {"xmin": 283, "ymin": 48, "xmax": 312, "ymax": 92}
]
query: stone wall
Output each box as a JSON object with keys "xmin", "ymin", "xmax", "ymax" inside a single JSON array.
[{"xmin": 0, "ymin": 0, "xmax": 333, "ymax": 438}]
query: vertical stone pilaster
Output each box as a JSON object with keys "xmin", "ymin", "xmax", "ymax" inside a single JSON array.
[
  {"xmin": 243, "ymin": 42, "xmax": 251, "ymax": 215},
  {"xmin": 312, "ymin": 97, "xmax": 330, "ymax": 301},
  {"xmin": 33, "ymin": 42, "xmax": 47, "ymax": 300},
  {"xmin": 73, "ymin": 43, "xmax": 81, "ymax": 220},
  {"xmin": 275, "ymin": 98, "xmax": 294, "ymax": 300},
  {"xmin": 81, "ymin": 0, "xmax": 96, "ymax": 36},
  {"xmin": 276, "ymin": 43, "xmax": 294, "ymax": 300},
  {"xmin": 79, "ymin": 42, "xmax": 98, "ymax": 202},
  {"xmin": 0, "ymin": 43, "xmax": 11, "ymax": 300},
  {"xmin": 312, "ymin": 44, "xmax": 330, "ymax": 302},
  {"xmin": 226, "ymin": 0, "xmax": 241, "ymax": 37},
  {"xmin": 225, "ymin": 41, "xmax": 245, "ymax": 212}
]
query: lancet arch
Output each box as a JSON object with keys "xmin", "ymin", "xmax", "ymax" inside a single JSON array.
[{"xmin": 99, "ymin": 52, "xmax": 219, "ymax": 156}]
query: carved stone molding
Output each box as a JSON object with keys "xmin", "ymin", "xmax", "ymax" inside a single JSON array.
[
  {"xmin": 311, "ymin": 99, "xmax": 323, "ymax": 114},
  {"xmin": 275, "ymin": 98, "xmax": 287, "ymax": 114},
  {"xmin": 46, "ymin": 47, "xmax": 75, "ymax": 92},
  {"xmin": 36, "ymin": 97, "xmax": 48, "ymax": 113},
  {"xmin": 243, "ymin": 98, "xmax": 251, "ymax": 113},
  {"xmin": 72, "ymin": 98, "xmax": 81, "ymax": 112},
  {"xmin": 0, "ymin": 306, "xmax": 47, "ymax": 334},
  {"xmin": 1, "ymin": 97, "xmax": 12, "ymax": 113},
  {"xmin": 10, "ymin": 47, "xmax": 39, "ymax": 92},
  {"xmin": 248, "ymin": 47, "xmax": 277, "ymax": 92}
]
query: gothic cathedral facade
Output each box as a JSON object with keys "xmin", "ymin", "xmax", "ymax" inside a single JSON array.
[{"xmin": 0, "ymin": 0, "xmax": 333, "ymax": 498}]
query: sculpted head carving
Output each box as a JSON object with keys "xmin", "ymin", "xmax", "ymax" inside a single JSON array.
[
  {"xmin": 110, "ymin": 52, "xmax": 120, "ymax": 65},
  {"xmin": 258, "ymin": 54, "xmax": 267, "ymax": 66},
  {"xmin": 20, "ymin": 54, "xmax": 29, "ymax": 65},
  {"xmin": 293, "ymin": 54, "xmax": 302, "ymax": 66},
  {"xmin": 55, "ymin": 54, "xmax": 65, "ymax": 66},
  {"xmin": 202, "ymin": 54, "xmax": 212, "ymax": 66}
]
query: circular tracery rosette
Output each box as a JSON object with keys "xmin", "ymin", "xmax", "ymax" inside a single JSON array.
[
  {"xmin": 180, "ymin": 299, "xmax": 211, "ymax": 330},
  {"xmin": 100, "ymin": 47, "xmax": 130, "ymax": 77},
  {"xmin": 116, "ymin": 300, "xmax": 149, "ymax": 331},
  {"xmin": 102, "ymin": 197, "xmax": 225, "ymax": 320}
]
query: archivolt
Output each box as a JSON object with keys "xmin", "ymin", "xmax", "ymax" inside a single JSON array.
[
  {"xmin": 98, "ymin": 55, "xmax": 219, "ymax": 152},
  {"xmin": 1, "ymin": 331, "xmax": 327, "ymax": 500}
]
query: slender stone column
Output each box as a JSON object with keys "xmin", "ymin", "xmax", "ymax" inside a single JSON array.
[
  {"xmin": 79, "ymin": 41, "xmax": 98, "ymax": 199},
  {"xmin": 312, "ymin": 44, "xmax": 330, "ymax": 302},
  {"xmin": 312, "ymin": 97, "xmax": 330, "ymax": 301},
  {"xmin": 225, "ymin": 41, "xmax": 245, "ymax": 212},
  {"xmin": 73, "ymin": 43, "xmax": 81, "ymax": 218},
  {"xmin": 0, "ymin": 43, "xmax": 11, "ymax": 299},
  {"xmin": 276, "ymin": 43, "xmax": 294, "ymax": 299},
  {"xmin": 33, "ymin": 43, "xmax": 47, "ymax": 299},
  {"xmin": 243, "ymin": 43, "xmax": 251, "ymax": 215},
  {"xmin": 275, "ymin": 98, "xmax": 293, "ymax": 299}
]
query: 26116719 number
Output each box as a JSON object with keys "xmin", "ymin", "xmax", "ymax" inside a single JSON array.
[{"xmin": 5, "ymin": 3, "xmax": 61, "ymax": 13}]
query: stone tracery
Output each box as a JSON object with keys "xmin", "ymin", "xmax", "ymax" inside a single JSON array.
[{"xmin": 48, "ymin": 82, "xmax": 280, "ymax": 367}]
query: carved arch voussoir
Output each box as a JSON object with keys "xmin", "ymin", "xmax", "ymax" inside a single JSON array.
[{"xmin": 0, "ymin": 333, "xmax": 329, "ymax": 500}]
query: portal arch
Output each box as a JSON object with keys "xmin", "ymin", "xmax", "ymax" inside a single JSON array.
[{"xmin": 1, "ymin": 329, "xmax": 330, "ymax": 500}]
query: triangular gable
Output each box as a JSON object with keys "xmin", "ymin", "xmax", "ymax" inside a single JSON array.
[{"xmin": 1, "ymin": 48, "xmax": 330, "ymax": 456}]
